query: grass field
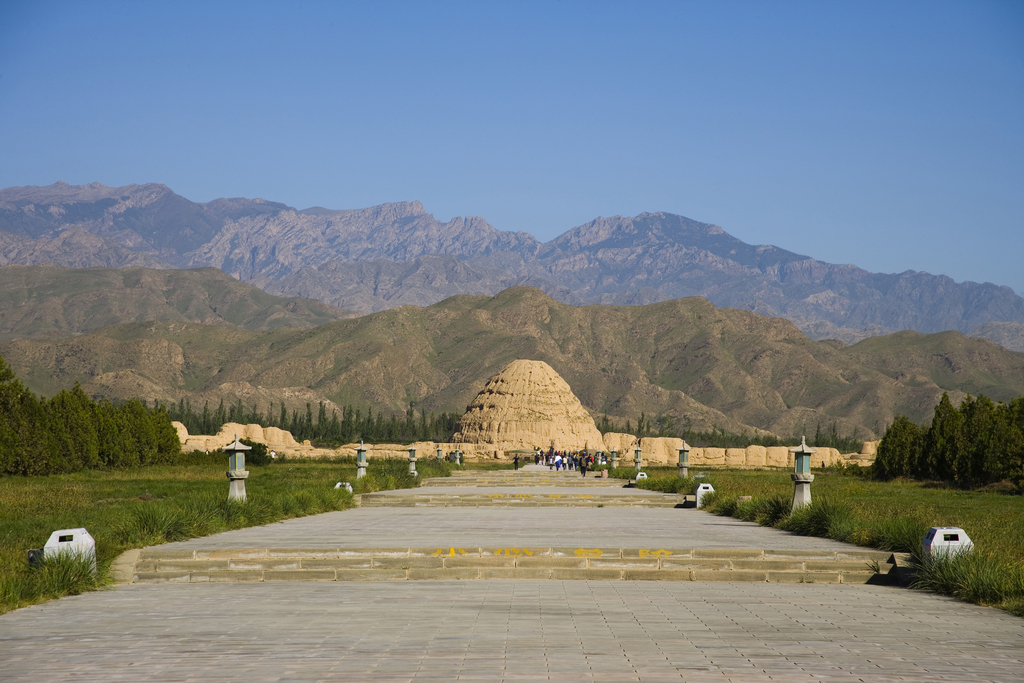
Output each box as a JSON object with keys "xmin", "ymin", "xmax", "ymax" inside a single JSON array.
[
  {"xmin": 632, "ymin": 465, "xmax": 1024, "ymax": 614},
  {"xmin": 0, "ymin": 454, "xmax": 454, "ymax": 614},
  {"xmin": 6, "ymin": 458, "xmax": 1022, "ymax": 616}
]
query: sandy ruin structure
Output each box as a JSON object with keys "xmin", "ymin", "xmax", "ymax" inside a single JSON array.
[
  {"xmin": 172, "ymin": 358, "xmax": 876, "ymax": 467},
  {"xmin": 172, "ymin": 421, "xmax": 336, "ymax": 458},
  {"xmin": 451, "ymin": 359, "xmax": 606, "ymax": 451}
]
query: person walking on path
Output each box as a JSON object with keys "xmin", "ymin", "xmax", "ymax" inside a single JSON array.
[
  {"xmin": 513, "ymin": 453, "xmax": 520, "ymax": 471},
  {"xmin": 580, "ymin": 455, "xmax": 588, "ymax": 478}
]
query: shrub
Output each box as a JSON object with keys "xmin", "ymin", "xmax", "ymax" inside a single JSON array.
[
  {"xmin": 912, "ymin": 551, "xmax": 1024, "ymax": 606},
  {"xmin": 636, "ymin": 475, "xmax": 692, "ymax": 494},
  {"xmin": 869, "ymin": 516, "xmax": 930, "ymax": 556},
  {"xmin": 240, "ymin": 439, "xmax": 271, "ymax": 466},
  {"xmin": 781, "ymin": 496, "xmax": 855, "ymax": 542},
  {"xmin": 709, "ymin": 495, "xmax": 739, "ymax": 517},
  {"xmin": 608, "ymin": 466, "xmax": 640, "ymax": 481},
  {"xmin": 698, "ymin": 489, "xmax": 720, "ymax": 510},
  {"xmin": 114, "ymin": 504, "xmax": 188, "ymax": 546},
  {"xmin": 179, "ymin": 495, "xmax": 222, "ymax": 537},
  {"xmin": 175, "ymin": 449, "xmax": 224, "ymax": 466},
  {"xmin": 751, "ymin": 495, "xmax": 791, "ymax": 527},
  {"xmin": 1, "ymin": 553, "xmax": 98, "ymax": 612}
]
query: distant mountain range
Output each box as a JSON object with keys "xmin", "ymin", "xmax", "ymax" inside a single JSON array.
[{"xmin": 2, "ymin": 181, "xmax": 1023, "ymax": 350}]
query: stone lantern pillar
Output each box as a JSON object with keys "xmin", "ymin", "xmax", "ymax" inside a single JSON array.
[
  {"xmin": 356, "ymin": 442, "xmax": 367, "ymax": 479},
  {"xmin": 222, "ymin": 434, "xmax": 251, "ymax": 502},
  {"xmin": 610, "ymin": 450, "xmax": 618, "ymax": 469},
  {"xmin": 677, "ymin": 442, "xmax": 690, "ymax": 478},
  {"xmin": 634, "ymin": 446, "xmax": 643, "ymax": 470},
  {"xmin": 408, "ymin": 445, "xmax": 417, "ymax": 477},
  {"xmin": 436, "ymin": 446, "xmax": 443, "ymax": 461},
  {"xmin": 454, "ymin": 448, "xmax": 462, "ymax": 466},
  {"xmin": 789, "ymin": 436, "xmax": 817, "ymax": 511}
]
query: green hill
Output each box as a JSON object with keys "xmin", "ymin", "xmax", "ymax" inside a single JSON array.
[
  {"xmin": 0, "ymin": 264, "xmax": 353, "ymax": 342},
  {"xmin": 2, "ymin": 287, "xmax": 1021, "ymax": 440}
]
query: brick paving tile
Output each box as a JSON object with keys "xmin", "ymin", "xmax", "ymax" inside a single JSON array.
[{"xmin": 2, "ymin": 580, "xmax": 1021, "ymax": 682}]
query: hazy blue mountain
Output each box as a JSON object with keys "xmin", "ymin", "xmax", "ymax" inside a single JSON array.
[{"xmin": 3, "ymin": 181, "xmax": 1022, "ymax": 347}]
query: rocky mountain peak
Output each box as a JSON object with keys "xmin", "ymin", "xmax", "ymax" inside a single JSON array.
[
  {"xmin": 0, "ymin": 181, "xmax": 172, "ymax": 204},
  {"xmin": 2, "ymin": 181, "xmax": 1023, "ymax": 350}
]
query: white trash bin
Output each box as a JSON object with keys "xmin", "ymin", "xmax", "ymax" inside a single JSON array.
[
  {"xmin": 695, "ymin": 483, "xmax": 715, "ymax": 509},
  {"xmin": 42, "ymin": 528, "xmax": 96, "ymax": 574},
  {"xmin": 922, "ymin": 526, "xmax": 973, "ymax": 559}
]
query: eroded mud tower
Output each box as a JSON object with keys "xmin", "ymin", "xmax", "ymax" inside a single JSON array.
[{"xmin": 451, "ymin": 359, "xmax": 604, "ymax": 451}]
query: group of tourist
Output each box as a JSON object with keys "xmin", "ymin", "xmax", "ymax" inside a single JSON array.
[{"xmin": 533, "ymin": 448, "xmax": 603, "ymax": 476}]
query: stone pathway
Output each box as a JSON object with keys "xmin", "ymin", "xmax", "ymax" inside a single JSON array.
[
  {"xmin": 358, "ymin": 486, "xmax": 683, "ymax": 507},
  {"xmin": 2, "ymin": 468, "xmax": 1022, "ymax": 681},
  {"xmin": 153, "ymin": 507, "xmax": 868, "ymax": 551},
  {"xmin": 2, "ymin": 581, "xmax": 1021, "ymax": 682},
  {"xmin": 128, "ymin": 471, "xmax": 892, "ymax": 584}
]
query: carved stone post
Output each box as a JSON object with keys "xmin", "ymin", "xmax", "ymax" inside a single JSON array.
[
  {"xmin": 789, "ymin": 436, "xmax": 817, "ymax": 511},
  {"xmin": 223, "ymin": 435, "xmax": 251, "ymax": 502},
  {"xmin": 677, "ymin": 442, "xmax": 690, "ymax": 479},
  {"xmin": 356, "ymin": 442, "xmax": 367, "ymax": 479}
]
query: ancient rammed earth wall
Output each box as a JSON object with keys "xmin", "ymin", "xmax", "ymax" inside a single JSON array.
[{"xmin": 175, "ymin": 422, "xmax": 876, "ymax": 467}]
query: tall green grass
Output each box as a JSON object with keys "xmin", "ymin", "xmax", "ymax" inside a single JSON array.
[
  {"xmin": 913, "ymin": 551, "xmax": 1024, "ymax": 611},
  {"xmin": 0, "ymin": 553, "xmax": 98, "ymax": 608},
  {"xmin": 634, "ymin": 465, "xmax": 1024, "ymax": 615},
  {"xmin": 0, "ymin": 456, "xmax": 454, "ymax": 614}
]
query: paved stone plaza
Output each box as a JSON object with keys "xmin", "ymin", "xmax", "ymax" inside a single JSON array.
[
  {"xmin": 1, "ymin": 580, "xmax": 1022, "ymax": 682},
  {"xmin": 1, "ymin": 469, "xmax": 1022, "ymax": 681},
  {"xmin": 154, "ymin": 506, "xmax": 869, "ymax": 552}
]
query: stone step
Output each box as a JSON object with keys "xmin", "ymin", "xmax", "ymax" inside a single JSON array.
[
  {"xmin": 358, "ymin": 493, "xmax": 685, "ymax": 508},
  {"xmin": 417, "ymin": 481, "xmax": 626, "ymax": 485},
  {"xmin": 428, "ymin": 473, "xmax": 628, "ymax": 484},
  {"xmin": 127, "ymin": 547, "xmax": 902, "ymax": 585}
]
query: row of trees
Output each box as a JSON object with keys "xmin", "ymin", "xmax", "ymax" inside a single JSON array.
[
  {"xmin": 873, "ymin": 393, "xmax": 1024, "ymax": 488},
  {"xmin": 596, "ymin": 412, "xmax": 862, "ymax": 452},
  {"xmin": 0, "ymin": 357, "xmax": 181, "ymax": 476},
  {"xmin": 165, "ymin": 399, "xmax": 463, "ymax": 445}
]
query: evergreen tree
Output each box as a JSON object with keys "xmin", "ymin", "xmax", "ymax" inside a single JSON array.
[
  {"xmin": 47, "ymin": 384, "xmax": 101, "ymax": 471},
  {"xmin": 959, "ymin": 395, "xmax": 994, "ymax": 488},
  {"xmin": 317, "ymin": 402, "xmax": 327, "ymax": 439},
  {"xmin": 96, "ymin": 400, "xmax": 131, "ymax": 468},
  {"xmin": 872, "ymin": 414, "xmax": 924, "ymax": 480},
  {"xmin": 924, "ymin": 393, "xmax": 964, "ymax": 481},
  {"xmin": 150, "ymin": 404, "xmax": 182, "ymax": 462}
]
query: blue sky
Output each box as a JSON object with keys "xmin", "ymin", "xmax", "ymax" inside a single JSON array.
[{"xmin": 1, "ymin": 1, "xmax": 1022, "ymax": 293}]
